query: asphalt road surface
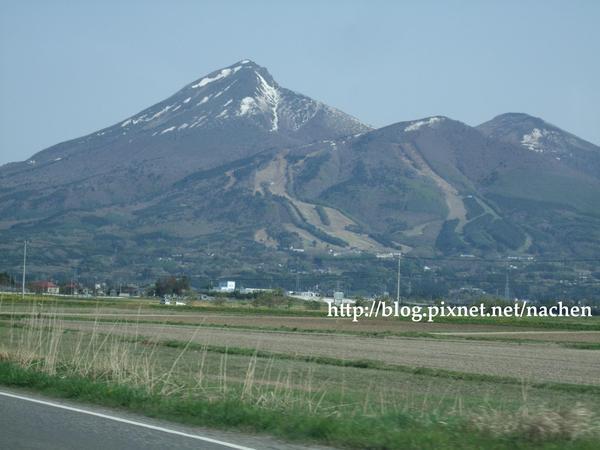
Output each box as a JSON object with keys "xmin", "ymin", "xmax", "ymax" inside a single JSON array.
[{"xmin": 0, "ymin": 390, "xmax": 323, "ymax": 450}]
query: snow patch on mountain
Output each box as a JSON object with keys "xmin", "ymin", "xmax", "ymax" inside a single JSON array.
[
  {"xmin": 190, "ymin": 115, "xmax": 207, "ymax": 128},
  {"xmin": 150, "ymin": 105, "xmax": 175, "ymax": 121},
  {"xmin": 234, "ymin": 72, "xmax": 280, "ymax": 131},
  {"xmin": 191, "ymin": 66, "xmax": 241, "ymax": 89},
  {"xmin": 239, "ymin": 97, "xmax": 256, "ymax": 115},
  {"xmin": 256, "ymin": 73, "xmax": 280, "ymax": 131},
  {"xmin": 405, "ymin": 117, "xmax": 444, "ymax": 132},
  {"xmin": 521, "ymin": 128, "xmax": 553, "ymax": 153}
]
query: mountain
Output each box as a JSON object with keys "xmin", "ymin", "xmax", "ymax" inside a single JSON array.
[
  {"xmin": 477, "ymin": 113, "xmax": 600, "ymax": 178},
  {"xmin": 284, "ymin": 115, "xmax": 600, "ymax": 258},
  {"xmin": 0, "ymin": 62, "xmax": 598, "ymax": 286},
  {"xmin": 0, "ymin": 60, "xmax": 368, "ymax": 217},
  {"xmin": 473, "ymin": 113, "xmax": 600, "ymax": 258}
]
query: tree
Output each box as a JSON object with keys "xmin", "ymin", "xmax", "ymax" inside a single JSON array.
[
  {"xmin": 155, "ymin": 276, "xmax": 190, "ymax": 297},
  {"xmin": 251, "ymin": 290, "xmax": 287, "ymax": 308},
  {"xmin": 0, "ymin": 272, "xmax": 14, "ymax": 287}
]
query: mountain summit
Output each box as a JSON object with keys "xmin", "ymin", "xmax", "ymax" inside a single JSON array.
[
  {"xmin": 118, "ymin": 59, "xmax": 368, "ymax": 139},
  {"xmin": 477, "ymin": 113, "xmax": 600, "ymax": 177}
]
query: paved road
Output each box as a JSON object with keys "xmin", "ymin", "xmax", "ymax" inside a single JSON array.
[{"xmin": 0, "ymin": 390, "xmax": 322, "ymax": 450}]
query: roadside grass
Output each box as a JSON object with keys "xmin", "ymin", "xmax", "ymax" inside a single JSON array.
[
  {"xmin": 1, "ymin": 300, "xmax": 599, "ymax": 448},
  {"xmin": 5, "ymin": 361, "xmax": 599, "ymax": 450},
  {"xmin": 0, "ymin": 354, "xmax": 598, "ymax": 450}
]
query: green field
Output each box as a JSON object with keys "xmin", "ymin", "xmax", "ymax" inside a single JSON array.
[{"xmin": 0, "ymin": 294, "xmax": 599, "ymax": 449}]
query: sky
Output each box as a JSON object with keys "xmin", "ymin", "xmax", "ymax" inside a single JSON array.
[{"xmin": 1, "ymin": 0, "xmax": 599, "ymax": 165}]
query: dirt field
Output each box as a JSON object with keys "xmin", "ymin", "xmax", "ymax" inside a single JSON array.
[
  {"xmin": 52, "ymin": 320, "xmax": 600, "ymax": 386},
  {"xmin": 5, "ymin": 308, "xmax": 600, "ymax": 342}
]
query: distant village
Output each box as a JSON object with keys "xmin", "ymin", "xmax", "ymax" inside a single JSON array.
[
  {"xmin": 1, "ymin": 269, "xmax": 596, "ymax": 310},
  {"xmin": 4, "ymin": 276, "xmax": 360, "ymax": 306}
]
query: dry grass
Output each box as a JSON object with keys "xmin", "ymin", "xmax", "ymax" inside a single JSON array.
[
  {"xmin": 0, "ymin": 311, "xmax": 346, "ymax": 415},
  {"xmin": 469, "ymin": 403, "xmax": 599, "ymax": 441}
]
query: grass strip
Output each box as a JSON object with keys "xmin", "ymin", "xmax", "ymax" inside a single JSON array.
[
  {"xmin": 0, "ymin": 361, "xmax": 596, "ymax": 450},
  {"xmin": 560, "ymin": 342, "xmax": 600, "ymax": 350}
]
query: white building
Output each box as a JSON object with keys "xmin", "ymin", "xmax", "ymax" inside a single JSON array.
[
  {"xmin": 218, "ymin": 281, "xmax": 236, "ymax": 292},
  {"xmin": 288, "ymin": 290, "xmax": 320, "ymax": 301}
]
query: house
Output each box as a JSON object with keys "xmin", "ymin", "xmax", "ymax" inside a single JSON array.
[
  {"xmin": 217, "ymin": 281, "xmax": 236, "ymax": 292},
  {"xmin": 31, "ymin": 281, "xmax": 60, "ymax": 295},
  {"xmin": 119, "ymin": 284, "xmax": 142, "ymax": 297},
  {"xmin": 63, "ymin": 282, "xmax": 80, "ymax": 295}
]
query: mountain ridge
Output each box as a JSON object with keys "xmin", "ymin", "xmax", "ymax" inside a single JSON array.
[{"xmin": 1, "ymin": 60, "xmax": 598, "ymax": 285}]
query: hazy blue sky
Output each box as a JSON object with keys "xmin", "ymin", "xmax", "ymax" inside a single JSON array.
[{"xmin": 1, "ymin": 0, "xmax": 599, "ymax": 165}]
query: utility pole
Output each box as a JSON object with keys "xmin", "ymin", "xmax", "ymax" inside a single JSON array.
[
  {"xmin": 396, "ymin": 253, "xmax": 401, "ymax": 304},
  {"xmin": 21, "ymin": 240, "xmax": 27, "ymax": 299},
  {"xmin": 504, "ymin": 262, "xmax": 510, "ymax": 301}
]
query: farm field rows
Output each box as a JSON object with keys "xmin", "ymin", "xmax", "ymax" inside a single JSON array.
[
  {"xmin": 30, "ymin": 319, "xmax": 600, "ymax": 385},
  {"xmin": 1, "ymin": 295, "xmax": 599, "ymax": 449}
]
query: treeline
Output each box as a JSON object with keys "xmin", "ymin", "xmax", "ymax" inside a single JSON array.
[
  {"xmin": 154, "ymin": 276, "xmax": 190, "ymax": 296},
  {"xmin": 0, "ymin": 272, "xmax": 15, "ymax": 286},
  {"xmin": 315, "ymin": 205, "xmax": 331, "ymax": 226}
]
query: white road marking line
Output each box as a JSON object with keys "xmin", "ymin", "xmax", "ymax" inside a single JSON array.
[{"xmin": 0, "ymin": 391, "xmax": 255, "ymax": 450}]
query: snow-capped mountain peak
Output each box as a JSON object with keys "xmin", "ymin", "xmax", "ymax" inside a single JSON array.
[
  {"xmin": 13, "ymin": 60, "xmax": 370, "ymax": 171},
  {"xmin": 110, "ymin": 60, "xmax": 367, "ymax": 138}
]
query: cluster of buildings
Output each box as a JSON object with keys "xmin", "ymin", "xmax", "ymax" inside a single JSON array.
[
  {"xmin": 29, "ymin": 280, "xmax": 60, "ymax": 295},
  {"xmin": 27, "ymin": 280, "xmax": 143, "ymax": 298},
  {"xmin": 24, "ymin": 278, "xmax": 355, "ymax": 306}
]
